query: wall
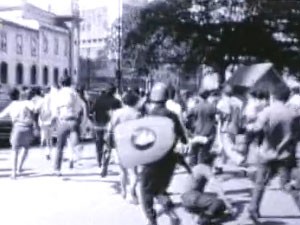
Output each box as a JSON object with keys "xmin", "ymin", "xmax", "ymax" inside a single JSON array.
[{"xmin": 0, "ymin": 19, "xmax": 70, "ymax": 87}]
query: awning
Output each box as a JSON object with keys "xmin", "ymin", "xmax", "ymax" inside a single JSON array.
[{"xmin": 227, "ymin": 63, "xmax": 288, "ymax": 94}]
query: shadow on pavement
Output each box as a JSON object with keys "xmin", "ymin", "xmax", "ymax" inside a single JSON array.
[
  {"xmin": 226, "ymin": 188, "xmax": 252, "ymax": 196},
  {"xmin": 260, "ymin": 221, "xmax": 286, "ymax": 225},
  {"xmin": 108, "ymin": 180, "xmax": 122, "ymax": 195},
  {"xmin": 261, "ymin": 215, "xmax": 300, "ymax": 219}
]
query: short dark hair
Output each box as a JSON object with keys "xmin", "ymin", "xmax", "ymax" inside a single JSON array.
[
  {"xmin": 106, "ymin": 83, "xmax": 117, "ymax": 95},
  {"xmin": 256, "ymin": 90, "xmax": 269, "ymax": 100},
  {"xmin": 9, "ymin": 88, "xmax": 20, "ymax": 100},
  {"xmin": 122, "ymin": 91, "xmax": 139, "ymax": 107},
  {"xmin": 272, "ymin": 84, "xmax": 290, "ymax": 102},
  {"xmin": 168, "ymin": 85, "xmax": 176, "ymax": 99},
  {"xmin": 60, "ymin": 74, "xmax": 72, "ymax": 87},
  {"xmin": 199, "ymin": 90, "xmax": 210, "ymax": 100}
]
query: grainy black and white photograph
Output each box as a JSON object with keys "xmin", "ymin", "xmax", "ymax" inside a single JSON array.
[{"xmin": 0, "ymin": 0, "xmax": 300, "ymax": 224}]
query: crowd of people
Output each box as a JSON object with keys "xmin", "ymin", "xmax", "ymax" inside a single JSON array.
[{"xmin": 1, "ymin": 73, "xmax": 300, "ymax": 225}]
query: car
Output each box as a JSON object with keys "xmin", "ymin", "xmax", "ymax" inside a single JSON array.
[{"xmin": 0, "ymin": 89, "xmax": 12, "ymax": 144}]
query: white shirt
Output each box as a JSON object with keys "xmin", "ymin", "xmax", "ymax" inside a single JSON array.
[
  {"xmin": 0, "ymin": 100, "xmax": 36, "ymax": 126},
  {"xmin": 166, "ymin": 99, "xmax": 183, "ymax": 119},
  {"xmin": 54, "ymin": 87, "xmax": 83, "ymax": 120},
  {"xmin": 287, "ymin": 94, "xmax": 300, "ymax": 108}
]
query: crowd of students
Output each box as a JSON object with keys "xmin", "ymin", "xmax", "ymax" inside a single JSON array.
[{"xmin": 1, "ymin": 73, "xmax": 300, "ymax": 225}]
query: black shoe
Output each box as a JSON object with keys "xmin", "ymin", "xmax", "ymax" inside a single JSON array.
[{"xmin": 100, "ymin": 167, "xmax": 108, "ymax": 177}]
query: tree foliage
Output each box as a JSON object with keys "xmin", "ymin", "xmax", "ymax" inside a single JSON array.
[{"xmin": 123, "ymin": 0, "xmax": 300, "ymax": 81}]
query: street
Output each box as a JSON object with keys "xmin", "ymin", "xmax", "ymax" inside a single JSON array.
[{"xmin": 0, "ymin": 143, "xmax": 300, "ymax": 225}]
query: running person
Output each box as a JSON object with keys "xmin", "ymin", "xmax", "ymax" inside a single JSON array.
[{"xmin": 0, "ymin": 88, "xmax": 37, "ymax": 179}]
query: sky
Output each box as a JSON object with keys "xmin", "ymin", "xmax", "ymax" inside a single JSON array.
[
  {"xmin": 0, "ymin": 0, "xmax": 121, "ymax": 14},
  {"xmin": 0, "ymin": 0, "xmax": 151, "ymax": 26}
]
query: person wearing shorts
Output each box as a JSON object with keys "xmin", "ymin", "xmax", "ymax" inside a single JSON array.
[{"xmin": 0, "ymin": 88, "xmax": 36, "ymax": 179}]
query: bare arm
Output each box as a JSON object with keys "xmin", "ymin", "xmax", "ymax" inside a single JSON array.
[{"xmin": 0, "ymin": 103, "xmax": 12, "ymax": 119}]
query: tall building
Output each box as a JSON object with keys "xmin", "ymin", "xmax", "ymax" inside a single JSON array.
[
  {"xmin": 79, "ymin": 6, "xmax": 109, "ymax": 59},
  {"xmin": 78, "ymin": 0, "xmax": 149, "ymax": 88},
  {"xmin": 0, "ymin": 2, "xmax": 79, "ymax": 87},
  {"xmin": 79, "ymin": 0, "xmax": 149, "ymax": 59}
]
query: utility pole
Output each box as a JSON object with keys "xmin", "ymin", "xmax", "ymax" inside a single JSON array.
[
  {"xmin": 116, "ymin": 0, "xmax": 123, "ymax": 94},
  {"xmin": 71, "ymin": 0, "xmax": 80, "ymax": 86}
]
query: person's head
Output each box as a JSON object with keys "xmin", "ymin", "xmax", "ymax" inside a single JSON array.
[
  {"xmin": 271, "ymin": 84, "xmax": 290, "ymax": 103},
  {"xmin": 122, "ymin": 90, "xmax": 139, "ymax": 107},
  {"xmin": 30, "ymin": 87, "xmax": 42, "ymax": 98},
  {"xmin": 9, "ymin": 88, "xmax": 20, "ymax": 101},
  {"xmin": 199, "ymin": 89, "xmax": 210, "ymax": 100},
  {"xmin": 149, "ymin": 82, "xmax": 168, "ymax": 104},
  {"xmin": 43, "ymin": 87, "xmax": 51, "ymax": 95},
  {"xmin": 105, "ymin": 83, "xmax": 117, "ymax": 96},
  {"xmin": 59, "ymin": 74, "xmax": 72, "ymax": 87},
  {"xmin": 167, "ymin": 85, "xmax": 176, "ymax": 100},
  {"xmin": 21, "ymin": 86, "xmax": 28, "ymax": 92}
]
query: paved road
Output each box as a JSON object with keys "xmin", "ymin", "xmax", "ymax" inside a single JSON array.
[{"xmin": 0, "ymin": 143, "xmax": 300, "ymax": 225}]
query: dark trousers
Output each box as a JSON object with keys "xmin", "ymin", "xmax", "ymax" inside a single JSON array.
[
  {"xmin": 140, "ymin": 188, "xmax": 175, "ymax": 224},
  {"xmin": 95, "ymin": 128, "xmax": 105, "ymax": 168},
  {"xmin": 249, "ymin": 159, "xmax": 293, "ymax": 213},
  {"xmin": 54, "ymin": 120, "xmax": 79, "ymax": 171},
  {"xmin": 190, "ymin": 140, "xmax": 214, "ymax": 167}
]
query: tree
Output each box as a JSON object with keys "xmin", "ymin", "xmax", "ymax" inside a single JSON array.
[{"xmin": 123, "ymin": 0, "xmax": 300, "ymax": 82}]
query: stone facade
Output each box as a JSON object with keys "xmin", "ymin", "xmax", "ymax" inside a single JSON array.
[{"xmin": 0, "ymin": 3, "xmax": 74, "ymax": 88}]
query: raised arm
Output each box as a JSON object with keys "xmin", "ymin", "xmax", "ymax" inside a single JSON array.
[{"xmin": 0, "ymin": 103, "xmax": 12, "ymax": 119}]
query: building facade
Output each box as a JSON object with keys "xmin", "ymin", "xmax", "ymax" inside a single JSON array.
[
  {"xmin": 0, "ymin": 3, "xmax": 77, "ymax": 87},
  {"xmin": 79, "ymin": 6, "xmax": 109, "ymax": 60}
]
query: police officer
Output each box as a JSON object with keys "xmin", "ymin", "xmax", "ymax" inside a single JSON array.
[{"xmin": 140, "ymin": 82, "xmax": 189, "ymax": 225}]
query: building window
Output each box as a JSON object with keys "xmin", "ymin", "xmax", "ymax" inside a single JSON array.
[
  {"xmin": 16, "ymin": 34, "xmax": 23, "ymax": 55},
  {"xmin": 86, "ymin": 23, "xmax": 91, "ymax": 31},
  {"xmin": 43, "ymin": 66, "xmax": 49, "ymax": 85},
  {"xmin": 0, "ymin": 32, "xmax": 7, "ymax": 52},
  {"xmin": 54, "ymin": 67, "xmax": 59, "ymax": 85},
  {"xmin": 64, "ymin": 68, "xmax": 68, "ymax": 76},
  {"xmin": 0, "ymin": 62, "xmax": 8, "ymax": 84},
  {"xmin": 16, "ymin": 63, "xmax": 23, "ymax": 85},
  {"xmin": 54, "ymin": 37, "xmax": 59, "ymax": 55},
  {"xmin": 43, "ymin": 33, "xmax": 48, "ymax": 54},
  {"xmin": 64, "ymin": 39, "xmax": 68, "ymax": 56},
  {"xmin": 31, "ymin": 36, "xmax": 38, "ymax": 57},
  {"xmin": 30, "ymin": 65, "xmax": 37, "ymax": 85},
  {"xmin": 81, "ymin": 23, "xmax": 85, "ymax": 31}
]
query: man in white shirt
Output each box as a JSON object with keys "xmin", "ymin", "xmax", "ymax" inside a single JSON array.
[{"xmin": 53, "ymin": 75, "xmax": 85, "ymax": 175}]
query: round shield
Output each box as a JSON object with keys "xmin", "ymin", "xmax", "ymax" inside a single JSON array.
[{"xmin": 114, "ymin": 116, "xmax": 176, "ymax": 168}]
